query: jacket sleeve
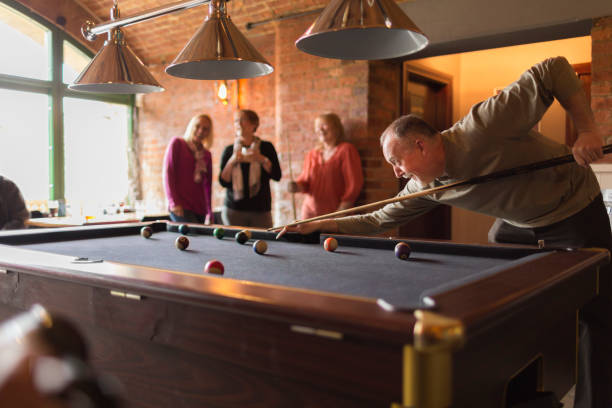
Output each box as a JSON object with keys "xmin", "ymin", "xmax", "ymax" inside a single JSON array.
[
  {"xmin": 204, "ymin": 149, "xmax": 213, "ymax": 220},
  {"xmin": 335, "ymin": 181, "xmax": 439, "ymax": 235},
  {"xmin": 467, "ymin": 56, "xmax": 582, "ymax": 139},
  {"xmin": 263, "ymin": 142, "xmax": 282, "ymax": 181},
  {"xmin": 218, "ymin": 145, "xmax": 234, "ymax": 188},
  {"xmin": 339, "ymin": 144, "xmax": 363, "ymax": 203},
  {"xmin": 294, "ymin": 150, "xmax": 312, "ymax": 193},
  {"xmin": 163, "ymin": 139, "xmax": 179, "ymax": 210}
]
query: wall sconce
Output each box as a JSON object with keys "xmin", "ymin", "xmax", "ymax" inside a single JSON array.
[
  {"xmin": 215, "ymin": 80, "xmax": 239, "ymax": 107},
  {"xmin": 217, "ymin": 80, "xmax": 229, "ymax": 105},
  {"xmin": 69, "ymin": 0, "xmax": 273, "ymax": 94}
]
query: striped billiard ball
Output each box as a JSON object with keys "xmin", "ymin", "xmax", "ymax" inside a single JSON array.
[
  {"xmin": 324, "ymin": 237, "xmax": 338, "ymax": 252},
  {"xmin": 253, "ymin": 240, "xmax": 268, "ymax": 255},
  {"xmin": 175, "ymin": 236, "xmax": 189, "ymax": 251},
  {"xmin": 140, "ymin": 226, "xmax": 153, "ymax": 239}
]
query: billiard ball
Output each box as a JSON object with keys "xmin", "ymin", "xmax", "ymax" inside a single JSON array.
[
  {"xmin": 235, "ymin": 231, "xmax": 249, "ymax": 244},
  {"xmin": 178, "ymin": 224, "xmax": 190, "ymax": 235},
  {"xmin": 175, "ymin": 236, "xmax": 189, "ymax": 250},
  {"xmin": 253, "ymin": 240, "xmax": 268, "ymax": 255},
  {"xmin": 241, "ymin": 229, "xmax": 252, "ymax": 240},
  {"xmin": 140, "ymin": 226, "xmax": 153, "ymax": 239},
  {"xmin": 205, "ymin": 259, "xmax": 224, "ymax": 275},
  {"xmin": 395, "ymin": 242, "xmax": 411, "ymax": 260},
  {"xmin": 324, "ymin": 237, "xmax": 338, "ymax": 252},
  {"xmin": 213, "ymin": 227, "xmax": 225, "ymax": 239}
]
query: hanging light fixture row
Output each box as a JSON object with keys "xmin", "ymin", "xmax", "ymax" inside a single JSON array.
[{"xmin": 69, "ymin": 0, "xmax": 428, "ymax": 94}]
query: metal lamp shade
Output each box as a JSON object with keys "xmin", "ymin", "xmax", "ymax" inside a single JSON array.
[
  {"xmin": 165, "ymin": 1, "xmax": 273, "ymax": 79},
  {"xmin": 69, "ymin": 30, "xmax": 164, "ymax": 94},
  {"xmin": 296, "ymin": 0, "xmax": 428, "ymax": 60}
]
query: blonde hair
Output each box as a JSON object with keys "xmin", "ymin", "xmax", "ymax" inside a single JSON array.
[
  {"xmin": 316, "ymin": 113, "xmax": 345, "ymax": 147},
  {"xmin": 183, "ymin": 114, "xmax": 213, "ymax": 149}
]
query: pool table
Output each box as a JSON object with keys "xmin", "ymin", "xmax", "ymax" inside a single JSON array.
[{"xmin": 0, "ymin": 222, "xmax": 607, "ymax": 408}]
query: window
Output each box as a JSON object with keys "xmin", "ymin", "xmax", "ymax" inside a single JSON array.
[
  {"xmin": 64, "ymin": 98, "xmax": 130, "ymax": 209},
  {"xmin": 0, "ymin": 2, "xmax": 50, "ymax": 80},
  {"xmin": 0, "ymin": 0, "xmax": 133, "ymax": 216},
  {"xmin": 63, "ymin": 40, "xmax": 90, "ymax": 84},
  {"xmin": 0, "ymin": 88, "xmax": 49, "ymax": 200}
]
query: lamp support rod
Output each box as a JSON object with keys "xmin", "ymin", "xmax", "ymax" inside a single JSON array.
[
  {"xmin": 82, "ymin": 0, "xmax": 210, "ymax": 41},
  {"xmin": 246, "ymin": 8, "xmax": 322, "ymax": 30}
]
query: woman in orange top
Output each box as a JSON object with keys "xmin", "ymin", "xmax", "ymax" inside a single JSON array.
[{"xmin": 289, "ymin": 113, "xmax": 363, "ymax": 219}]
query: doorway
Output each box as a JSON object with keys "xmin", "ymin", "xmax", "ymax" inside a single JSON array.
[{"xmin": 398, "ymin": 65, "xmax": 453, "ymax": 240}]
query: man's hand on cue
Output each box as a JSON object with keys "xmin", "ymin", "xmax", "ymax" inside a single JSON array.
[
  {"xmin": 275, "ymin": 219, "xmax": 338, "ymax": 240},
  {"xmin": 573, "ymin": 130, "xmax": 604, "ymax": 166}
]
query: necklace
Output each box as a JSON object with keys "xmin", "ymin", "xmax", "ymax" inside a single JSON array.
[{"xmin": 322, "ymin": 145, "xmax": 337, "ymax": 162}]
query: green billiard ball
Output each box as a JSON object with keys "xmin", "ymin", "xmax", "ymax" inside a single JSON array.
[
  {"xmin": 178, "ymin": 224, "xmax": 190, "ymax": 235},
  {"xmin": 213, "ymin": 227, "xmax": 225, "ymax": 239}
]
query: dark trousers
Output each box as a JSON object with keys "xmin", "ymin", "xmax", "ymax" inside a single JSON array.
[
  {"xmin": 169, "ymin": 209, "xmax": 205, "ymax": 224},
  {"xmin": 489, "ymin": 194, "xmax": 612, "ymax": 408}
]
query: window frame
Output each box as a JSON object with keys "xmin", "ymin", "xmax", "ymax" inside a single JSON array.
[{"xmin": 0, "ymin": 0, "xmax": 134, "ymax": 204}]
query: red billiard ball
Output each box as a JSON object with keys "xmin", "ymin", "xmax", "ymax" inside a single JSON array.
[
  {"xmin": 175, "ymin": 236, "xmax": 189, "ymax": 251},
  {"xmin": 395, "ymin": 242, "xmax": 411, "ymax": 260},
  {"xmin": 140, "ymin": 226, "xmax": 153, "ymax": 239},
  {"xmin": 205, "ymin": 259, "xmax": 224, "ymax": 275},
  {"xmin": 253, "ymin": 240, "xmax": 268, "ymax": 255},
  {"xmin": 324, "ymin": 237, "xmax": 338, "ymax": 252}
]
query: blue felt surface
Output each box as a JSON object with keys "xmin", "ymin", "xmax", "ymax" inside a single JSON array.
[{"xmin": 22, "ymin": 231, "xmax": 545, "ymax": 310}]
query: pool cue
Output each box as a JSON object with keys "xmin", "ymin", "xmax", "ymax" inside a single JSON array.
[
  {"xmin": 286, "ymin": 139, "xmax": 297, "ymax": 220},
  {"xmin": 268, "ymin": 144, "xmax": 612, "ymax": 232}
]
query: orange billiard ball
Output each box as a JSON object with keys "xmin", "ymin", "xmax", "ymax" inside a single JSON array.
[{"xmin": 323, "ymin": 237, "xmax": 338, "ymax": 252}]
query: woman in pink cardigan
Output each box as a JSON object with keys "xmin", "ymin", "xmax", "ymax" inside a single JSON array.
[
  {"xmin": 289, "ymin": 113, "xmax": 363, "ymax": 219},
  {"xmin": 163, "ymin": 114, "xmax": 214, "ymax": 224}
]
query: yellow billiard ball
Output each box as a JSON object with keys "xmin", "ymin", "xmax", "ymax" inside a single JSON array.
[{"xmin": 253, "ymin": 240, "xmax": 268, "ymax": 255}]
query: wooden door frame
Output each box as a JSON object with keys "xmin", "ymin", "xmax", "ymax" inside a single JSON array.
[
  {"xmin": 397, "ymin": 63, "xmax": 454, "ymax": 240},
  {"xmin": 402, "ymin": 64, "xmax": 453, "ymax": 129}
]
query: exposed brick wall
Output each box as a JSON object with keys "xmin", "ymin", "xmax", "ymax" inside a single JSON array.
[
  {"xmin": 592, "ymin": 17, "xmax": 612, "ymax": 140},
  {"xmin": 271, "ymin": 16, "xmax": 370, "ymax": 224},
  {"xmin": 366, "ymin": 61, "xmax": 401, "ymax": 203},
  {"xmin": 137, "ymin": 16, "xmax": 399, "ymax": 226}
]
